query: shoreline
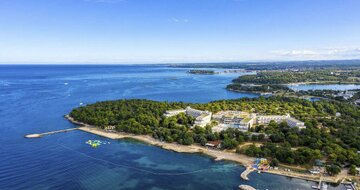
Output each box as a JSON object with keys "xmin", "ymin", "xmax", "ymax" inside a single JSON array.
[
  {"xmin": 66, "ymin": 115, "xmax": 254, "ymax": 167},
  {"xmin": 226, "ymin": 88, "xmax": 268, "ymax": 95},
  {"xmin": 65, "ymin": 115, "xmax": 355, "ymax": 186},
  {"xmin": 286, "ymin": 81, "xmax": 360, "ymax": 86}
]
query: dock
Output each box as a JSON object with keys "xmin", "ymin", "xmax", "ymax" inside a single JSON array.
[{"xmin": 25, "ymin": 128, "xmax": 78, "ymax": 138}]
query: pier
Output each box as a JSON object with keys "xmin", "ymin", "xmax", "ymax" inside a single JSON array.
[{"xmin": 25, "ymin": 128, "xmax": 78, "ymax": 138}]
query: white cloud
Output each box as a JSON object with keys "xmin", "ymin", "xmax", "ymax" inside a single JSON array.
[
  {"xmin": 168, "ymin": 18, "xmax": 189, "ymax": 23},
  {"xmin": 272, "ymin": 50, "xmax": 318, "ymax": 56},
  {"xmin": 271, "ymin": 47, "xmax": 360, "ymax": 59},
  {"xmin": 326, "ymin": 47, "xmax": 360, "ymax": 56}
]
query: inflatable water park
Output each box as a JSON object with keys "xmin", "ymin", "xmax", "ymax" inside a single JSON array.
[
  {"xmin": 86, "ymin": 140, "xmax": 110, "ymax": 148},
  {"xmin": 252, "ymin": 158, "xmax": 270, "ymax": 171}
]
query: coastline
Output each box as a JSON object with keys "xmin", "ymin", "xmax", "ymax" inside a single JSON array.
[
  {"xmin": 286, "ymin": 81, "xmax": 360, "ymax": 86},
  {"xmin": 65, "ymin": 115, "xmax": 356, "ymax": 186},
  {"xmin": 226, "ymin": 88, "xmax": 269, "ymax": 95},
  {"xmin": 66, "ymin": 115, "xmax": 254, "ymax": 166}
]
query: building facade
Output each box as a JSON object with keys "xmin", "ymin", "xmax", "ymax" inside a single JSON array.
[
  {"xmin": 164, "ymin": 109, "xmax": 186, "ymax": 117},
  {"xmin": 185, "ymin": 107, "xmax": 212, "ymax": 127},
  {"xmin": 164, "ymin": 107, "xmax": 212, "ymax": 127}
]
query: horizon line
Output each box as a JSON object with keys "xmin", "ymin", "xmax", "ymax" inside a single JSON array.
[{"xmin": 1, "ymin": 58, "xmax": 360, "ymax": 65}]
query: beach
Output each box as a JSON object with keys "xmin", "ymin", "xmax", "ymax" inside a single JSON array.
[{"xmin": 66, "ymin": 115, "xmax": 254, "ymax": 167}]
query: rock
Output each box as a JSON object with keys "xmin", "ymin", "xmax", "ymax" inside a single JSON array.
[{"xmin": 239, "ymin": 184, "xmax": 256, "ymax": 190}]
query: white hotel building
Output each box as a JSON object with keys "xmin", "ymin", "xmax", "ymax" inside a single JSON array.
[
  {"xmin": 256, "ymin": 114, "xmax": 305, "ymax": 129},
  {"xmin": 185, "ymin": 107, "xmax": 212, "ymax": 127},
  {"xmin": 164, "ymin": 107, "xmax": 212, "ymax": 127}
]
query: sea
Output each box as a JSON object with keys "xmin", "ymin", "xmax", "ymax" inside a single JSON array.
[{"xmin": 0, "ymin": 65, "xmax": 348, "ymax": 190}]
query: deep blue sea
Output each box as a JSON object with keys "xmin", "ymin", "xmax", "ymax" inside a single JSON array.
[{"xmin": 0, "ymin": 65, "xmax": 346, "ymax": 190}]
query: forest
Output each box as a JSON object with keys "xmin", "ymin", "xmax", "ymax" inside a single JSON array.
[
  {"xmin": 69, "ymin": 97, "xmax": 360, "ymax": 174},
  {"xmin": 227, "ymin": 70, "xmax": 360, "ymax": 93},
  {"xmin": 171, "ymin": 60, "xmax": 360, "ymax": 71},
  {"xmin": 188, "ymin": 70, "xmax": 216, "ymax": 75},
  {"xmin": 226, "ymin": 83, "xmax": 292, "ymax": 93},
  {"xmin": 232, "ymin": 70, "xmax": 360, "ymax": 85}
]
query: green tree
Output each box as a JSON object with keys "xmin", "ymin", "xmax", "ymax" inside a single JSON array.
[
  {"xmin": 349, "ymin": 165, "xmax": 358, "ymax": 175},
  {"xmin": 326, "ymin": 164, "xmax": 341, "ymax": 176}
]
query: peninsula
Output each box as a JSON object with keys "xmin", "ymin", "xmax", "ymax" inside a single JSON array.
[
  {"xmin": 68, "ymin": 97, "xmax": 360, "ymax": 185},
  {"xmin": 188, "ymin": 70, "xmax": 217, "ymax": 75},
  {"xmin": 227, "ymin": 70, "xmax": 360, "ymax": 94}
]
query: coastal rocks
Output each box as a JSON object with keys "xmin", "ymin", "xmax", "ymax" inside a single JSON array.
[{"xmin": 239, "ymin": 184, "xmax": 256, "ymax": 190}]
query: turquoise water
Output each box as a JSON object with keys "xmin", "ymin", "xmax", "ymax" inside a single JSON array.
[{"xmin": 0, "ymin": 65, "xmax": 345, "ymax": 190}]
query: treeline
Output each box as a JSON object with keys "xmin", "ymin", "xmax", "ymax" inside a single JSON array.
[
  {"xmin": 232, "ymin": 70, "xmax": 360, "ymax": 85},
  {"xmin": 69, "ymin": 97, "xmax": 360, "ymax": 170},
  {"xmin": 227, "ymin": 70, "xmax": 360, "ymax": 93},
  {"xmin": 170, "ymin": 60, "xmax": 360, "ymax": 71},
  {"xmin": 227, "ymin": 83, "xmax": 292, "ymax": 93},
  {"xmin": 188, "ymin": 70, "xmax": 216, "ymax": 75}
]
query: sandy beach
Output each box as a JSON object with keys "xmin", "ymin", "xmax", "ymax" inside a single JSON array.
[
  {"xmin": 76, "ymin": 125, "xmax": 254, "ymax": 166},
  {"xmin": 66, "ymin": 115, "xmax": 253, "ymax": 166}
]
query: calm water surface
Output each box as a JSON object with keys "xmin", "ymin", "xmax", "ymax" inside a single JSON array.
[
  {"xmin": 0, "ymin": 65, "xmax": 345, "ymax": 190},
  {"xmin": 289, "ymin": 84, "xmax": 360, "ymax": 91}
]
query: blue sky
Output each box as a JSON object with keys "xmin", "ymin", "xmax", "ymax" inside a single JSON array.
[{"xmin": 1, "ymin": 0, "xmax": 360, "ymax": 63}]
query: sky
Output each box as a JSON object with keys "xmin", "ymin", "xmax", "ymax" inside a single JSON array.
[{"xmin": 0, "ymin": 0, "xmax": 360, "ymax": 63}]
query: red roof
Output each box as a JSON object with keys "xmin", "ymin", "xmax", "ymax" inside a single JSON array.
[{"xmin": 206, "ymin": 140, "xmax": 221, "ymax": 146}]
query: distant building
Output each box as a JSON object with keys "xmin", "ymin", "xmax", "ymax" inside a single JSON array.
[
  {"xmin": 256, "ymin": 114, "xmax": 290, "ymax": 125},
  {"xmin": 213, "ymin": 111, "xmax": 305, "ymax": 132},
  {"xmin": 164, "ymin": 107, "xmax": 212, "ymax": 127},
  {"xmin": 309, "ymin": 168, "xmax": 320, "ymax": 174},
  {"xmin": 286, "ymin": 117, "xmax": 306, "ymax": 129},
  {"xmin": 212, "ymin": 110, "xmax": 253, "ymax": 131},
  {"xmin": 164, "ymin": 109, "xmax": 186, "ymax": 117},
  {"xmin": 336, "ymin": 90, "xmax": 356, "ymax": 100},
  {"xmin": 186, "ymin": 107, "xmax": 212, "ymax": 127},
  {"xmin": 238, "ymin": 117, "xmax": 254, "ymax": 130},
  {"xmin": 205, "ymin": 140, "xmax": 221, "ymax": 149},
  {"xmin": 256, "ymin": 114, "xmax": 305, "ymax": 129}
]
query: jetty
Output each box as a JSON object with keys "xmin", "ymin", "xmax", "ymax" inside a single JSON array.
[
  {"xmin": 240, "ymin": 167, "xmax": 255, "ymax": 181},
  {"xmin": 25, "ymin": 128, "xmax": 78, "ymax": 138}
]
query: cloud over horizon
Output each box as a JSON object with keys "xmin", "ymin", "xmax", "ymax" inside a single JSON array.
[{"xmin": 272, "ymin": 47, "xmax": 360, "ymax": 59}]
